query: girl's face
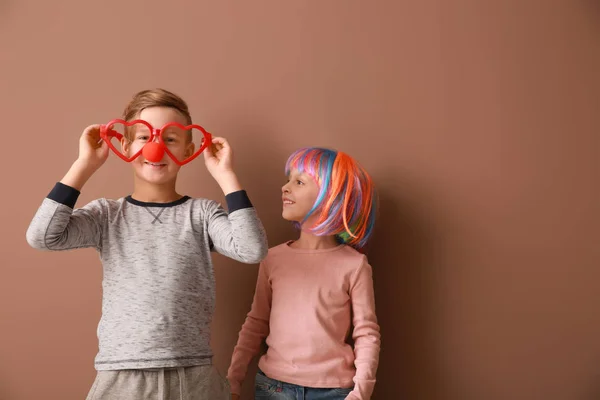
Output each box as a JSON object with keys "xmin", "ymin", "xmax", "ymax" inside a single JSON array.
[{"xmin": 281, "ymin": 168, "xmax": 320, "ymax": 222}]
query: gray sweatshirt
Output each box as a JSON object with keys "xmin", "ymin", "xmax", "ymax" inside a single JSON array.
[{"xmin": 26, "ymin": 182, "xmax": 268, "ymax": 370}]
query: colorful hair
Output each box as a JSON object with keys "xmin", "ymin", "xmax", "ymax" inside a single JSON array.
[{"xmin": 285, "ymin": 147, "xmax": 377, "ymax": 249}]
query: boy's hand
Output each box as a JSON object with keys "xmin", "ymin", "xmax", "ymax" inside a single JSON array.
[
  {"xmin": 203, "ymin": 137, "xmax": 242, "ymax": 195},
  {"xmin": 60, "ymin": 125, "xmax": 108, "ymax": 191},
  {"xmin": 77, "ymin": 124, "xmax": 109, "ymax": 171},
  {"xmin": 203, "ymin": 136, "xmax": 232, "ymax": 174}
]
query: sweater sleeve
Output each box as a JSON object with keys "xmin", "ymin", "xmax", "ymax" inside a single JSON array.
[
  {"xmin": 227, "ymin": 259, "xmax": 272, "ymax": 395},
  {"xmin": 206, "ymin": 190, "xmax": 268, "ymax": 264},
  {"xmin": 346, "ymin": 258, "xmax": 381, "ymax": 400},
  {"xmin": 26, "ymin": 182, "xmax": 105, "ymax": 251}
]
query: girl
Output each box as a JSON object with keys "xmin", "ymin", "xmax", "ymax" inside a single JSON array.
[{"xmin": 227, "ymin": 147, "xmax": 381, "ymax": 399}]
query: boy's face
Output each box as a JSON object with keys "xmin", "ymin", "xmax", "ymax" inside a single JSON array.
[
  {"xmin": 281, "ymin": 169, "xmax": 320, "ymax": 223},
  {"xmin": 121, "ymin": 106, "xmax": 194, "ymax": 186}
]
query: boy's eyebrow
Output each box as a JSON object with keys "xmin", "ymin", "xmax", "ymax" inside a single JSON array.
[
  {"xmin": 133, "ymin": 125, "xmax": 151, "ymax": 132},
  {"xmin": 163, "ymin": 127, "xmax": 188, "ymax": 134}
]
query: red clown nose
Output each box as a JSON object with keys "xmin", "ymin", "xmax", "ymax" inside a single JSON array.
[{"xmin": 142, "ymin": 142, "xmax": 165, "ymax": 163}]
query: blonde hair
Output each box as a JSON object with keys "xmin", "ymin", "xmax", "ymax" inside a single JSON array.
[
  {"xmin": 121, "ymin": 88, "xmax": 193, "ymax": 142},
  {"xmin": 123, "ymin": 88, "xmax": 192, "ymax": 124}
]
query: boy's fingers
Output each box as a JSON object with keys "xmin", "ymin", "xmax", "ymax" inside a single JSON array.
[
  {"xmin": 203, "ymin": 147, "xmax": 216, "ymax": 160},
  {"xmin": 210, "ymin": 137, "xmax": 229, "ymax": 148}
]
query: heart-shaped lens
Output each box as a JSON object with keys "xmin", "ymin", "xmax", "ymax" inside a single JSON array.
[
  {"xmin": 101, "ymin": 119, "xmax": 154, "ymax": 162},
  {"xmin": 160, "ymin": 123, "xmax": 211, "ymax": 165}
]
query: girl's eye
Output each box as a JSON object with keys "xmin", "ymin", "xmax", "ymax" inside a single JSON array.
[
  {"xmin": 137, "ymin": 135, "xmax": 149, "ymax": 141},
  {"xmin": 297, "ymin": 180, "xmax": 304, "ymax": 185}
]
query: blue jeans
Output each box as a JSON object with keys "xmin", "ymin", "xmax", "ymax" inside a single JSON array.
[{"xmin": 254, "ymin": 370, "xmax": 353, "ymax": 400}]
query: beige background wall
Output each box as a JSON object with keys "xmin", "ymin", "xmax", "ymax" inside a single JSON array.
[{"xmin": 0, "ymin": 1, "xmax": 598, "ymax": 399}]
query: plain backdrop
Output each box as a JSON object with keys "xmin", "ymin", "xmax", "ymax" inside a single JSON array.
[{"xmin": 0, "ymin": 1, "xmax": 598, "ymax": 399}]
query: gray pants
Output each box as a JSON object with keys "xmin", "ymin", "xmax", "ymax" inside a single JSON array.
[{"xmin": 85, "ymin": 365, "xmax": 230, "ymax": 400}]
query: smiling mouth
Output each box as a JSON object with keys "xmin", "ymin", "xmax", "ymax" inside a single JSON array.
[
  {"xmin": 144, "ymin": 161, "xmax": 167, "ymax": 167},
  {"xmin": 283, "ymin": 200, "xmax": 295, "ymax": 206}
]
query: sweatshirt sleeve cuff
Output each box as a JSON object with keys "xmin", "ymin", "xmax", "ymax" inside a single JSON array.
[
  {"xmin": 47, "ymin": 182, "xmax": 80, "ymax": 209},
  {"xmin": 225, "ymin": 190, "xmax": 253, "ymax": 213}
]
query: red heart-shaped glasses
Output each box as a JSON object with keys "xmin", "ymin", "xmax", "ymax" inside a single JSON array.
[{"xmin": 100, "ymin": 119, "xmax": 212, "ymax": 166}]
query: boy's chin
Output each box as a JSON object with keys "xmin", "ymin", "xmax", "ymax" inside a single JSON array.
[{"xmin": 135, "ymin": 171, "xmax": 176, "ymax": 185}]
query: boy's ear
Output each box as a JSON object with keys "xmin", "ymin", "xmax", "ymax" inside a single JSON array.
[
  {"xmin": 185, "ymin": 142, "xmax": 195, "ymax": 158},
  {"xmin": 121, "ymin": 137, "xmax": 131, "ymax": 155}
]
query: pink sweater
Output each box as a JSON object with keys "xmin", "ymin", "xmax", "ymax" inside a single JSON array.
[{"xmin": 227, "ymin": 241, "xmax": 381, "ymax": 399}]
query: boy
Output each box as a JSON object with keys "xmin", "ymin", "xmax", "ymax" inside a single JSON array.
[{"xmin": 26, "ymin": 88, "xmax": 268, "ymax": 399}]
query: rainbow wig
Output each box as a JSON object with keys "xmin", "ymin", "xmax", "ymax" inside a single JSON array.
[{"xmin": 285, "ymin": 147, "xmax": 377, "ymax": 249}]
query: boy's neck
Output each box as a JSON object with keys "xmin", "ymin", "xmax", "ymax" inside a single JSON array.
[
  {"xmin": 290, "ymin": 231, "xmax": 339, "ymax": 250},
  {"xmin": 131, "ymin": 180, "xmax": 183, "ymax": 204}
]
